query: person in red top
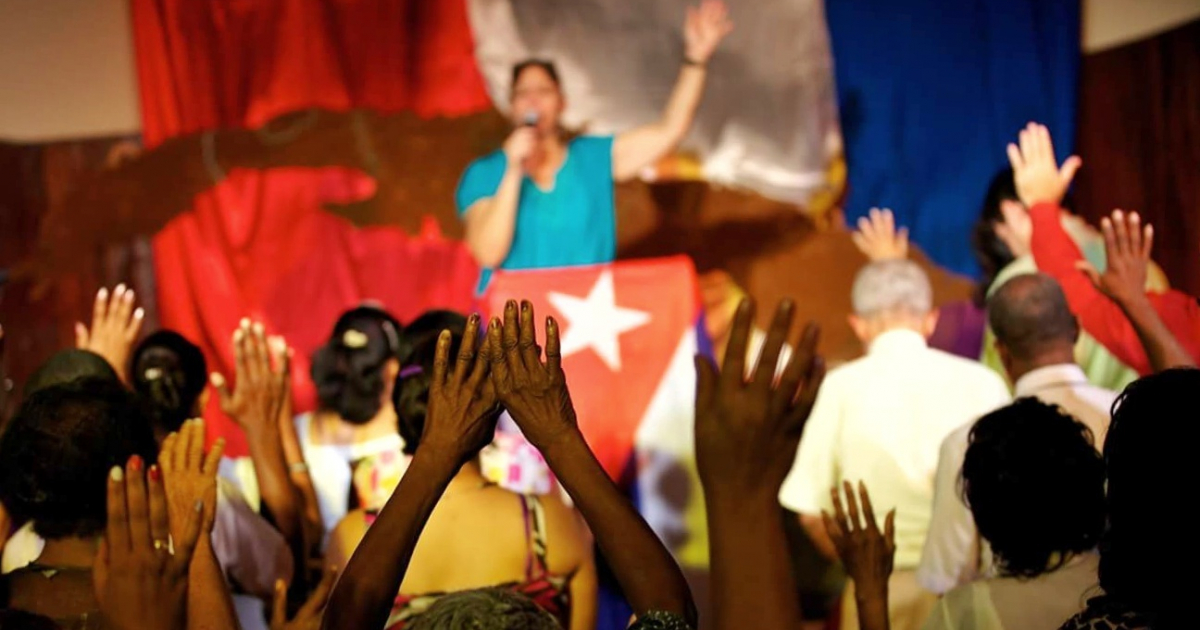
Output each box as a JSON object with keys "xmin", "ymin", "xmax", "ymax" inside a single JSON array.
[{"xmin": 1008, "ymin": 122, "xmax": 1199, "ymax": 375}]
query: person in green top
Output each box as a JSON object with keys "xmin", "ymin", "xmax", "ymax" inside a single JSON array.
[{"xmin": 972, "ymin": 168, "xmax": 1168, "ymax": 391}]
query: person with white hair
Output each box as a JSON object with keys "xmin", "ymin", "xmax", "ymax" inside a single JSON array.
[{"xmin": 778, "ymin": 260, "xmax": 1010, "ymax": 630}]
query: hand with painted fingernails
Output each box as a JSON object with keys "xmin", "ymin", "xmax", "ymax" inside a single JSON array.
[
  {"xmin": 75, "ymin": 284, "xmax": 145, "ymax": 382},
  {"xmin": 159, "ymin": 418, "xmax": 224, "ymax": 541},
  {"xmin": 694, "ymin": 298, "xmax": 825, "ymax": 499},
  {"xmin": 484, "ymin": 300, "xmax": 579, "ymax": 453},
  {"xmin": 421, "ymin": 314, "xmax": 501, "ymax": 466},
  {"xmin": 94, "ymin": 455, "xmax": 203, "ymax": 630},
  {"xmin": 212, "ymin": 319, "xmax": 289, "ymax": 438}
]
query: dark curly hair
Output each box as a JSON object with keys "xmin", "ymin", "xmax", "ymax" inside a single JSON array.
[
  {"xmin": 393, "ymin": 312, "xmax": 468, "ymax": 456},
  {"xmin": 961, "ymin": 397, "xmax": 1105, "ymax": 579},
  {"xmin": 1097, "ymin": 368, "xmax": 1200, "ymax": 627},
  {"xmin": 0, "ymin": 377, "xmax": 159, "ymax": 540},
  {"xmin": 22, "ymin": 349, "xmax": 118, "ymax": 397},
  {"xmin": 407, "ymin": 587, "xmax": 559, "ymax": 630},
  {"xmin": 311, "ymin": 305, "xmax": 403, "ymax": 424},
  {"xmin": 131, "ymin": 330, "xmax": 208, "ymax": 436}
]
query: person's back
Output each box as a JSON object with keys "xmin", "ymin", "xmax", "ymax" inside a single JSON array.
[
  {"xmin": 923, "ymin": 399, "xmax": 1105, "ymax": 630},
  {"xmin": 816, "ymin": 336, "xmax": 1010, "ymax": 564},
  {"xmin": 333, "ymin": 485, "xmax": 591, "ymax": 629},
  {"xmin": 780, "ymin": 260, "xmax": 1009, "ymax": 630},
  {"xmin": 1060, "ymin": 369, "xmax": 1200, "ymax": 630},
  {"xmin": 920, "ymin": 274, "xmax": 1116, "ymax": 594},
  {"xmin": 328, "ymin": 319, "xmax": 596, "ymax": 630}
]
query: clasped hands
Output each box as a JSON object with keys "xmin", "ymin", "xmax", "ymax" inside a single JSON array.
[
  {"xmin": 420, "ymin": 300, "xmax": 579, "ymax": 467},
  {"xmin": 424, "ymin": 295, "xmax": 827, "ymax": 506}
]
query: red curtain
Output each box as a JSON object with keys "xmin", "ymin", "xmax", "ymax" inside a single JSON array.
[
  {"xmin": 132, "ymin": 0, "xmax": 491, "ymax": 455},
  {"xmin": 1075, "ymin": 19, "xmax": 1200, "ymax": 297}
]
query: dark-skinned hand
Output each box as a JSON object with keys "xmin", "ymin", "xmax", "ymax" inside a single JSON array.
[
  {"xmin": 422, "ymin": 314, "xmax": 501, "ymax": 465},
  {"xmin": 484, "ymin": 300, "xmax": 579, "ymax": 452},
  {"xmin": 694, "ymin": 298, "xmax": 825, "ymax": 499},
  {"xmin": 94, "ymin": 456, "xmax": 203, "ymax": 630}
]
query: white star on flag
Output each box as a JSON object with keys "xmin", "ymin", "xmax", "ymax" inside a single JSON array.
[{"xmin": 548, "ymin": 270, "xmax": 651, "ymax": 371}]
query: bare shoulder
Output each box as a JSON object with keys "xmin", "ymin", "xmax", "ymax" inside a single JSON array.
[
  {"xmin": 328, "ymin": 509, "xmax": 369, "ymax": 570},
  {"xmin": 536, "ymin": 490, "xmax": 592, "ymax": 572}
]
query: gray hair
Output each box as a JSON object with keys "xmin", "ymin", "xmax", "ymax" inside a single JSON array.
[
  {"xmin": 406, "ymin": 588, "xmax": 561, "ymax": 630},
  {"xmin": 851, "ymin": 260, "xmax": 933, "ymax": 318},
  {"xmin": 987, "ymin": 273, "xmax": 1078, "ymax": 361}
]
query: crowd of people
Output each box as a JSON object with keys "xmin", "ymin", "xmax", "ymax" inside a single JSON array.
[{"xmin": 2, "ymin": 1, "xmax": 1199, "ymax": 621}]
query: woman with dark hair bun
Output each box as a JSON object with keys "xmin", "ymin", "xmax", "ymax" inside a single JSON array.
[
  {"xmin": 328, "ymin": 318, "xmax": 596, "ymax": 630},
  {"xmin": 132, "ymin": 330, "xmax": 210, "ymax": 439},
  {"xmin": 301, "ymin": 304, "xmax": 407, "ymax": 538}
]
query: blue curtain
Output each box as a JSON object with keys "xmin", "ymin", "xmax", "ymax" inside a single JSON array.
[{"xmin": 825, "ymin": 0, "xmax": 1080, "ymax": 278}]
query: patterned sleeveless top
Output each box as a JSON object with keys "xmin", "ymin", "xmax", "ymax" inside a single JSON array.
[{"xmin": 365, "ymin": 493, "xmax": 571, "ymax": 630}]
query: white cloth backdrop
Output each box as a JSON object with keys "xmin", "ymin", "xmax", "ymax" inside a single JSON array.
[{"xmin": 466, "ymin": 0, "xmax": 842, "ymax": 205}]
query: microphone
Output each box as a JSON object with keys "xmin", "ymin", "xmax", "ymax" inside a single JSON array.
[{"xmin": 521, "ymin": 111, "xmax": 539, "ymax": 128}]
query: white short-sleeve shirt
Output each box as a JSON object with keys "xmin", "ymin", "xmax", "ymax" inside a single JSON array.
[{"xmin": 778, "ymin": 329, "xmax": 1010, "ymax": 569}]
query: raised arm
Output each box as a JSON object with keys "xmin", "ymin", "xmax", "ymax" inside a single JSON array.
[
  {"xmin": 824, "ymin": 482, "xmax": 896, "ymax": 630},
  {"xmin": 487, "ymin": 300, "xmax": 696, "ymax": 626},
  {"xmin": 611, "ymin": 1, "xmax": 732, "ymax": 182},
  {"xmin": 695, "ymin": 297, "xmax": 825, "ymax": 630},
  {"xmin": 211, "ymin": 320, "xmax": 305, "ymax": 558},
  {"xmin": 323, "ymin": 316, "xmax": 499, "ymax": 630},
  {"xmin": 75, "ymin": 284, "xmax": 145, "ymax": 383},
  {"xmin": 160, "ymin": 420, "xmax": 239, "ymax": 630},
  {"xmin": 1010, "ymin": 123, "xmax": 1154, "ymax": 372},
  {"xmin": 1077, "ymin": 211, "xmax": 1200, "ymax": 372}
]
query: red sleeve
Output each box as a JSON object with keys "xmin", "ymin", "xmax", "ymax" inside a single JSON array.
[
  {"xmin": 1147, "ymin": 290, "xmax": 1200, "ymax": 366},
  {"xmin": 1029, "ymin": 202, "xmax": 1152, "ymax": 375}
]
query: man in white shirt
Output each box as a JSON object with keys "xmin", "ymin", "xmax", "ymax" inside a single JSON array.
[
  {"xmin": 917, "ymin": 272, "xmax": 1117, "ymax": 595},
  {"xmin": 779, "ymin": 260, "xmax": 1010, "ymax": 630}
]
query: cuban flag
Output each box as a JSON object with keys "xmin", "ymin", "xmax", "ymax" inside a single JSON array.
[{"xmin": 486, "ymin": 256, "xmax": 710, "ymax": 567}]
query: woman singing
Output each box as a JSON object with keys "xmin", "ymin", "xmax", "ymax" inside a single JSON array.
[{"xmin": 455, "ymin": 1, "xmax": 733, "ymax": 291}]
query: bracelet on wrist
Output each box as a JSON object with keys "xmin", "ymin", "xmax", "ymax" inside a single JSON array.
[
  {"xmin": 289, "ymin": 462, "xmax": 310, "ymax": 474},
  {"xmin": 683, "ymin": 56, "xmax": 706, "ymax": 68}
]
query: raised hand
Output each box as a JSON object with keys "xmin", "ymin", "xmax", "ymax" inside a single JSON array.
[
  {"xmin": 271, "ymin": 566, "xmax": 337, "ymax": 630},
  {"xmin": 75, "ymin": 284, "xmax": 145, "ymax": 381},
  {"xmin": 684, "ymin": 0, "xmax": 733, "ymax": 64},
  {"xmin": 484, "ymin": 300, "xmax": 579, "ymax": 452},
  {"xmin": 1007, "ymin": 122, "xmax": 1082, "ymax": 208},
  {"xmin": 212, "ymin": 319, "xmax": 288, "ymax": 436},
  {"xmin": 1077, "ymin": 209, "xmax": 1154, "ymax": 307},
  {"xmin": 422, "ymin": 314, "xmax": 501, "ymax": 465},
  {"xmin": 852, "ymin": 208, "xmax": 909, "ymax": 262},
  {"xmin": 159, "ymin": 419, "xmax": 224, "ymax": 541},
  {"xmin": 823, "ymin": 481, "xmax": 896, "ymax": 590},
  {"xmin": 694, "ymin": 298, "xmax": 825, "ymax": 498},
  {"xmin": 94, "ymin": 456, "xmax": 203, "ymax": 630},
  {"xmin": 994, "ymin": 199, "xmax": 1033, "ymax": 258}
]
